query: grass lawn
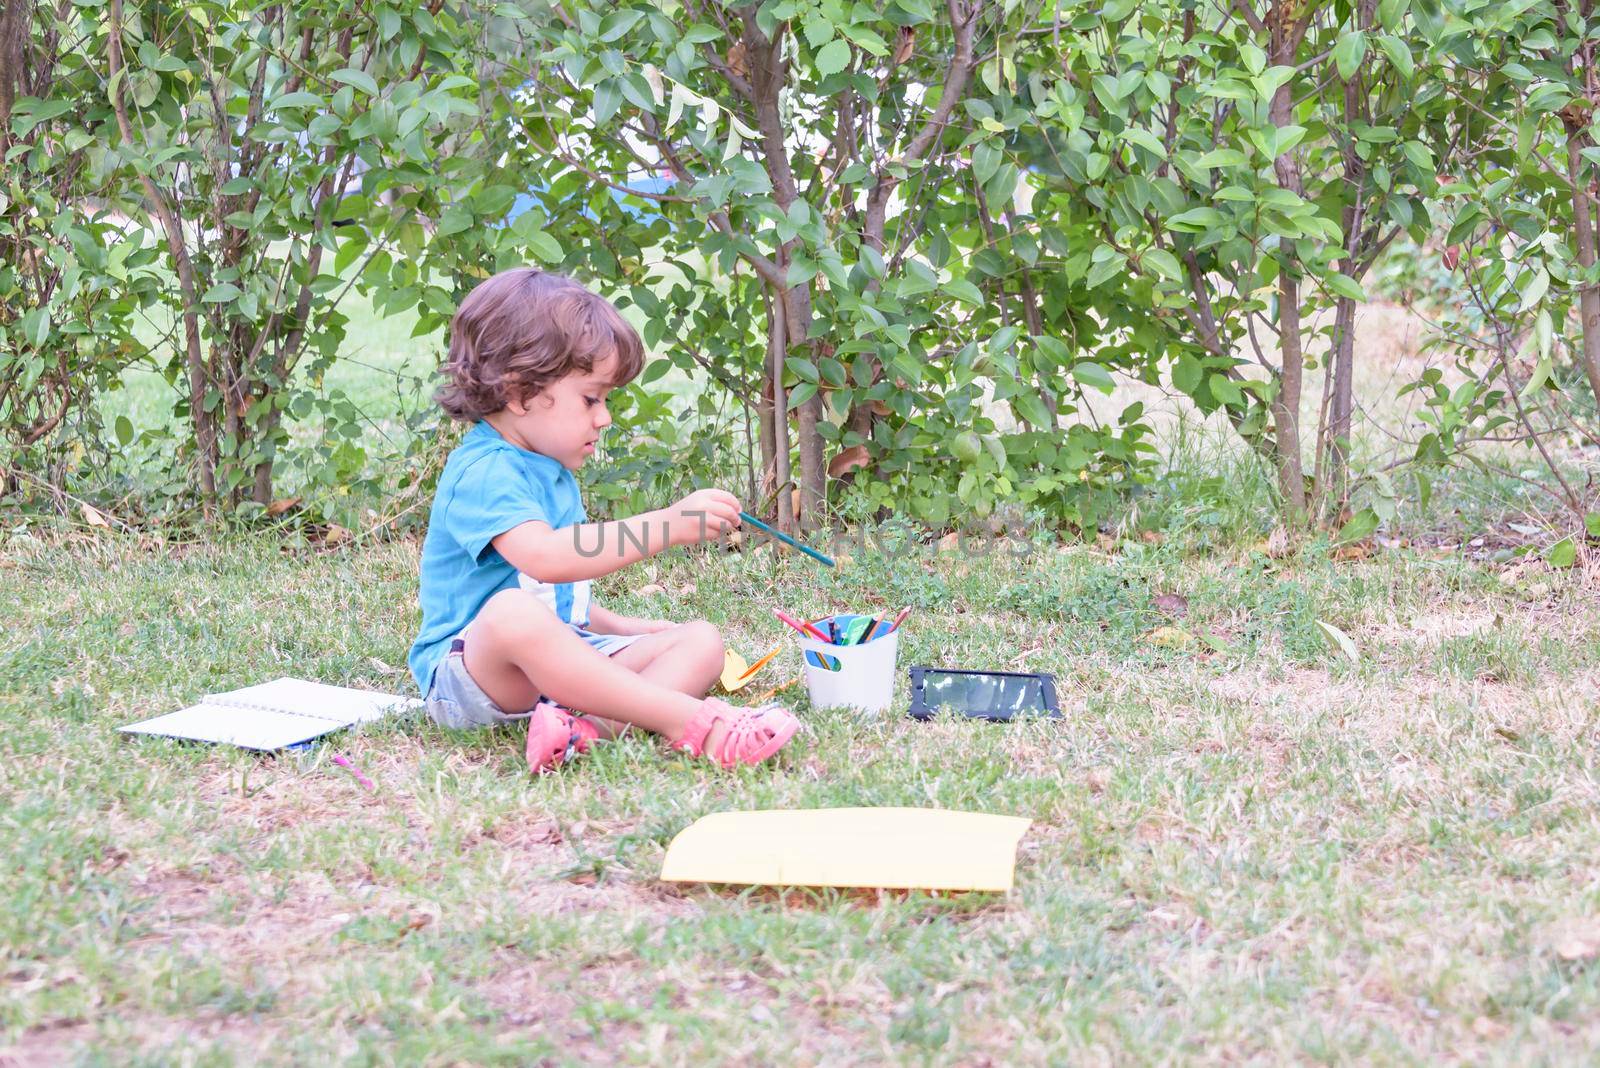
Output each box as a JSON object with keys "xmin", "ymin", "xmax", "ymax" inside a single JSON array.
[{"xmin": 4, "ymin": 522, "xmax": 1599, "ymax": 1064}]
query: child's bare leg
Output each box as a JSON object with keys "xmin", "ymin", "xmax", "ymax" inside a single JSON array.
[
  {"xmin": 579, "ymin": 621, "xmax": 726, "ymax": 739},
  {"xmin": 462, "ymin": 591, "xmax": 717, "ymax": 742}
]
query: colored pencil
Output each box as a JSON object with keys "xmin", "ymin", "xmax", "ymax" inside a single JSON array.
[
  {"xmin": 774, "ymin": 609, "xmax": 832, "ymax": 643},
  {"xmin": 332, "ymin": 753, "xmax": 375, "ymax": 791},
  {"xmin": 886, "ymin": 606, "xmax": 913, "ymax": 633},
  {"xmin": 739, "ymin": 511, "xmax": 836, "ymax": 568},
  {"xmin": 736, "ymin": 644, "xmax": 782, "ymax": 681}
]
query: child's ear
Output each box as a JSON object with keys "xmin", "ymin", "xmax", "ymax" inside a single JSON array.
[{"xmin": 505, "ymin": 386, "xmax": 547, "ymax": 416}]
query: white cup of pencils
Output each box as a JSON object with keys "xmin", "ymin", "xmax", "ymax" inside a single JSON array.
[{"xmin": 777, "ymin": 608, "xmax": 909, "ymax": 715}]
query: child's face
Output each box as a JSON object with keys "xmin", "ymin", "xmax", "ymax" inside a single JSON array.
[{"xmin": 501, "ymin": 353, "xmax": 617, "ymax": 470}]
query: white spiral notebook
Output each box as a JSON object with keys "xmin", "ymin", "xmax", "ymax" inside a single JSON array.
[{"xmin": 119, "ymin": 677, "xmax": 411, "ymax": 751}]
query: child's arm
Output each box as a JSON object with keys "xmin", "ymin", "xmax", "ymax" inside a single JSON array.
[{"xmin": 491, "ymin": 488, "xmax": 740, "ymax": 585}]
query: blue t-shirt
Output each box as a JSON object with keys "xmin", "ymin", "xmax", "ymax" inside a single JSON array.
[{"xmin": 408, "ymin": 421, "xmax": 591, "ymax": 693}]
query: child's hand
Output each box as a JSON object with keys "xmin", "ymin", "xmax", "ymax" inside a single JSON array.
[{"xmin": 667, "ymin": 488, "xmax": 741, "ymax": 545}]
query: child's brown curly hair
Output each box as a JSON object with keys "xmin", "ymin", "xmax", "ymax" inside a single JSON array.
[{"xmin": 435, "ymin": 268, "xmax": 644, "ymax": 421}]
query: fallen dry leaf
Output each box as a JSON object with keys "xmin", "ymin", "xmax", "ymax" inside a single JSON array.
[
  {"xmin": 266, "ymin": 496, "xmax": 302, "ymax": 517},
  {"xmin": 938, "ymin": 531, "xmax": 961, "ymax": 553},
  {"xmin": 1261, "ymin": 524, "xmax": 1290, "ymax": 558},
  {"xmin": 1146, "ymin": 626, "xmax": 1196, "ymax": 649},
  {"xmin": 1550, "ymin": 918, "xmax": 1600, "ymax": 962},
  {"xmin": 322, "ymin": 523, "xmax": 352, "ymax": 546},
  {"xmin": 1471, "ymin": 1016, "xmax": 1507, "ymax": 1040},
  {"xmin": 81, "ymin": 503, "xmax": 112, "ymax": 529},
  {"xmin": 1152, "ymin": 593, "xmax": 1189, "ymax": 616},
  {"xmin": 1331, "ymin": 541, "xmax": 1373, "ymax": 562},
  {"xmin": 726, "ymin": 40, "xmax": 748, "ymax": 79},
  {"xmin": 893, "ymin": 26, "xmax": 916, "ymax": 65},
  {"xmin": 635, "ymin": 583, "xmax": 667, "ymax": 596},
  {"xmin": 828, "ymin": 444, "xmax": 870, "ymax": 479}
]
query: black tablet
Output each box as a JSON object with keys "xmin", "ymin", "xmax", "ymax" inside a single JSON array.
[{"xmin": 907, "ymin": 667, "xmax": 1061, "ymax": 722}]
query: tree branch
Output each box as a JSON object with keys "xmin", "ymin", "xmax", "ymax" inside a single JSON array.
[{"xmin": 863, "ymin": 0, "xmax": 980, "ymax": 251}]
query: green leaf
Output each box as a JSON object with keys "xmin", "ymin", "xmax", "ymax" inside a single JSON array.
[
  {"xmin": 1333, "ymin": 31, "xmax": 1368, "ymax": 81},
  {"xmin": 1142, "ymin": 248, "xmax": 1183, "ymax": 281},
  {"xmin": 972, "ymin": 141, "xmax": 1002, "ymax": 188},
  {"xmin": 839, "ymin": 24, "xmax": 890, "ymax": 56},
  {"xmin": 1314, "ymin": 619, "xmax": 1361, "ymax": 664},
  {"xmin": 202, "ymin": 283, "xmax": 242, "ymax": 303},
  {"xmin": 1584, "ymin": 513, "xmax": 1600, "ymax": 539},
  {"xmin": 1208, "ymin": 375, "xmax": 1242, "ymax": 407},
  {"xmin": 785, "ymin": 357, "xmax": 819, "ymax": 384},
  {"xmin": 1519, "ymin": 268, "xmax": 1549, "ymax": 312},
  {"xmin": 944, "ymin": 278, "xmax": 983, "ymax": 305},
  {"xmin": 816, "ymin": 39, "xmax": 851, "ymax": 76},
  {"xmin": 525, "ymin": 230, "xmax": 563, "ymax": 263},
  {"xmin": 1172, "ymin": 353, "xmax": 1203, "ymax": 394},
  {"xmin": 1325, "ymin": 272, "xmax": 1366, "ymax": 302},
  {"xmin": 437, "ymin": 205, "xmax": 472, "ymax": 236},
  {"xmin": 1071, "ymin": 361, "xmax": 1116, "ymax": 393},
  {"xmin": 1519, "ymin": 358, "xmax": 1552, "ymax": 400},
  {"xmin": 593, "ymin": 80, "xmax": 622, "ymax": 125},
  {"xmin": 990, "ymin": 325, "xmax": 1021, "ymax": 353},
  {"xmin": 1376, "ymin": 34, "xmax": 1414, "ymax": 81},
  {"xmin": 115, "ymin": 415, "xmax": 134, "ymax": 446},
  {"xmin": 1545, "ymin": 537, "xmax": 1577, "ymax": 569},
  {"xmin": 1014, "ymin": 392, "xmax": 1054, "ymax": 427},
  {"xmin": 786, "ymin": 381, "xmax": 818, "ymax": 410},
  {"xmin": 1193, "ymin": 148, "xmax": 1248, "ymax": 169},
  {"xmin": 1123, "ymin": 127, "xmax": 1166, "ymax": 158},
  {"xmin": 330, "ymin": 68, "xmax": 379, "ymax": 96},
  {"xmin": 1334, "ymin": 507, "xmax": 1379, "ymax": 545},
  {"xmin": 272, "ymin": 91, "xmax": 323, "ymax": 110},
  {"xmin": 1166, "ymin": 207, "xmax": 1226, "ymax": 233},
  {"xmin": 21, "ymin": 308, "xmax": 48, "ymax": 348},
  {"xmin": 618, "ymin": 74, "xmax": 657, "ymax": 114},
  {"xmin": 786, "ymin": 258, "xmax": 817, "ymax": 286},
  {"xmin": 1252, "ymin": 65, "xmax": 1296, "ymax": 100},
  {"xmin": 599, "ymin": 9, "xmax": 645, "ymax": 41}
]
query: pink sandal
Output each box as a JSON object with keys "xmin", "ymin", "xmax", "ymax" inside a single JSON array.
[
  {"xmin": 525, "ymin": 701, "xmax": 601, "ymax": 774},
  {"xmin": 671, "ymin": 697, "xmax": 799, "ymax": 768}
]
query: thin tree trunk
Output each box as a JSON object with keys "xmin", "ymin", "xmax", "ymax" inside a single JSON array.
[
  {"xmin": 108, "ymin": 0, "xmax": 217, "ymax": 510},
  {"xmin": 0, "ymin": 0, "xmax": 29, "ymax": 129},
  {"xmin": 756, "ymin": 289, "xmax": 777, "ymax": 509},
  {"xmin": 767, "ymin": 290, "xmax": 795, "ymax": 534},
  {"xmin": 1564, "ymin": 119, "xmax": 1600, "ymax": 404},
  {"xmin": 1325, "ymin": 295, "xmax": 1357, "ymax": 511},
  {"xmin": 1273, "ymin": 273, "xmax": 1307, "ymax": 518},
  {"xmin": 1268, "ymin": 0, "xmax": 1311, "ymax": 520},
  {"xmin": 742, "ymin": 15, "xmax": 824, "ymax": 530},
  {"xmin": 1321, "ymin": 0, "xmax": 1377, "ymax": 516}
]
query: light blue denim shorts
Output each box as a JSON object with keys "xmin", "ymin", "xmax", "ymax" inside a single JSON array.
[{"xmin": 424, "ymin": 628, "xmax": 645, "ymax": 729}]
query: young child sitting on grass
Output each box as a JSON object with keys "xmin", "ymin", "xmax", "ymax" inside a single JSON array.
[{"xmin": 406, "ymin": 267, "xmax": 799, "ymax": 772}]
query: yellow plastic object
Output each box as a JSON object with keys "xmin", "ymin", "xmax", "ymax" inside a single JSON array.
[
  {"xmin": 660, "ymin": 808, "xmax": 1032, "ymax": 892},
  {"xmin": 719, "ymin": 646, "xmax": 780, "ymax": 692}
]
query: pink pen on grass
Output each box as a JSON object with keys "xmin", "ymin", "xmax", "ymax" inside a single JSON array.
[{"xmin": 332, "ymin": 753, "xmax": 375, "ymax": 791}]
